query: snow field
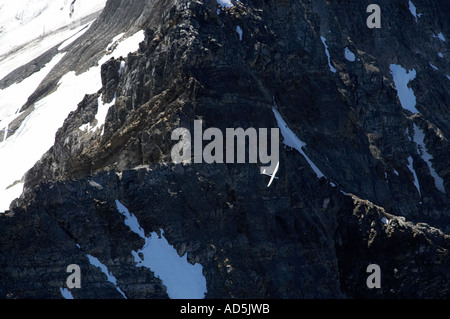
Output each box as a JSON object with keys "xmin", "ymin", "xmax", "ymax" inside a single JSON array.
[
  {"xmin": 0, "ymin": 30, "xmax": 145, "ymax": 212},
  {"xmin": 0, "ymin": 0, "xmax": 108, "ymax": 58}
]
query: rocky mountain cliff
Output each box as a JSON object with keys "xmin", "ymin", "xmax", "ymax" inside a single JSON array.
[{"xmin": 0, "ymin": 0, "xmax": 449, "ymax": 299}]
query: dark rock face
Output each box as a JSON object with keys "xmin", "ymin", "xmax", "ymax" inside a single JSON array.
[
  {"xmin": 101, "ymin": 58, "xmax": 121, "ymax": 103},
  {"xmin": 1, "ymin": 0, "xmax": 449, "ymax": 298}
]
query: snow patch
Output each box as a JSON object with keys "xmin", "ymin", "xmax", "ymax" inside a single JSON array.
[
  {"xmin": 115, "ymin": 200, "xmax": 207, "ymax": 299},
  {"xmin": 115, "ymin": 200, "xmax": 146, "ymax": 238},
  {"xmin": 102, "ymin": 30, "xmax": 144, "ymax": 62},
  {"xmin": 322, "ymin": 198, "xmax": 330, "ymax": 209},
  {"xmin": 433, "ymin": 32, "xmax": 446, "ymax": 42},
  {"xmin": 236, "ymin": 25, "xmax": 243, "ymax": 41},
  {"xmin": 408, "ymin": 1, "xmax": 421, "ymax": 21},
  {"xmin": 344, "ymin": 47, "xmax": 356, "ymax": 62},
  {"xmin": 407, "ymin": 156, "xmax": 421, "ymax": 197},
  {"xmin": 60, "ymin": 287, "xmax": 74, "ymax": 299},
  {"xmin": 320, "ymin": 36, "xmax": 336, "ymax": 73},
  {"xmin": 412, "ymin": 124, "xmax": 446, "ymax": 194},
  {"xmin": 80, "ymin": 94, "xmax": 116, "ymax": 135},
  {"xmin": 272, "ymin": 107, "xmax": 325, "ymax": 179},
  {"xmin": 118, "ymin": 60, "xmax": 126, "ymax": 77},
  {"xmin": 216, "ymin": 0, "xmax": 234, "ymax": 8},
  {"xmin": 389, "ymin": 64, "xmax": 418, "ymax": 113}
]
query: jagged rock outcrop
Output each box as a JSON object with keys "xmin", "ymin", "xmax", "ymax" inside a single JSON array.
[{"xmin": 0, "ymin": 0, "xmax": 449, "ymax": 298}]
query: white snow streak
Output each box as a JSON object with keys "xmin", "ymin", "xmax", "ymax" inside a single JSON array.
[
  {"xmin": 272, "ymin": 107, "xmax": 325, "ymax": 179},
  {"xmin": 86, "ymin": 254, "xmax": 127, "ymax": 298},
  {"xmin": 429, "ymin": 62, "xmax": 438, "ymax": 71},
  {"xmin": 320, "ymin": 36, "xmax": 337, "ymax": 73},
  {"xmin": 236, "ymin": 25, "xmax": 243, "ymax": 41},
  {"xmin": 118, "ymin": 60, "xmax": 126, "ymax": 77},
  {"xmin": 115, "ymin": 200, "xmax": 146, "ymax": 238},
  {"xmin": 79, "ymin": 94, "xmax": 116, "ymax": 135},
  {"xmin": 412, "ymin": 124, "xmax": 446, "ymax": 194},
  {"xmin": 408, "ymin": 1, "xmax": 421, "ymax": 21},
  {"xmin": 407, "ymin": 156, "xmax": 421, "ymax": 197},
  {"xmin": 58, "ymin": 22, "xmax": 92, "ymax": 51}
]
